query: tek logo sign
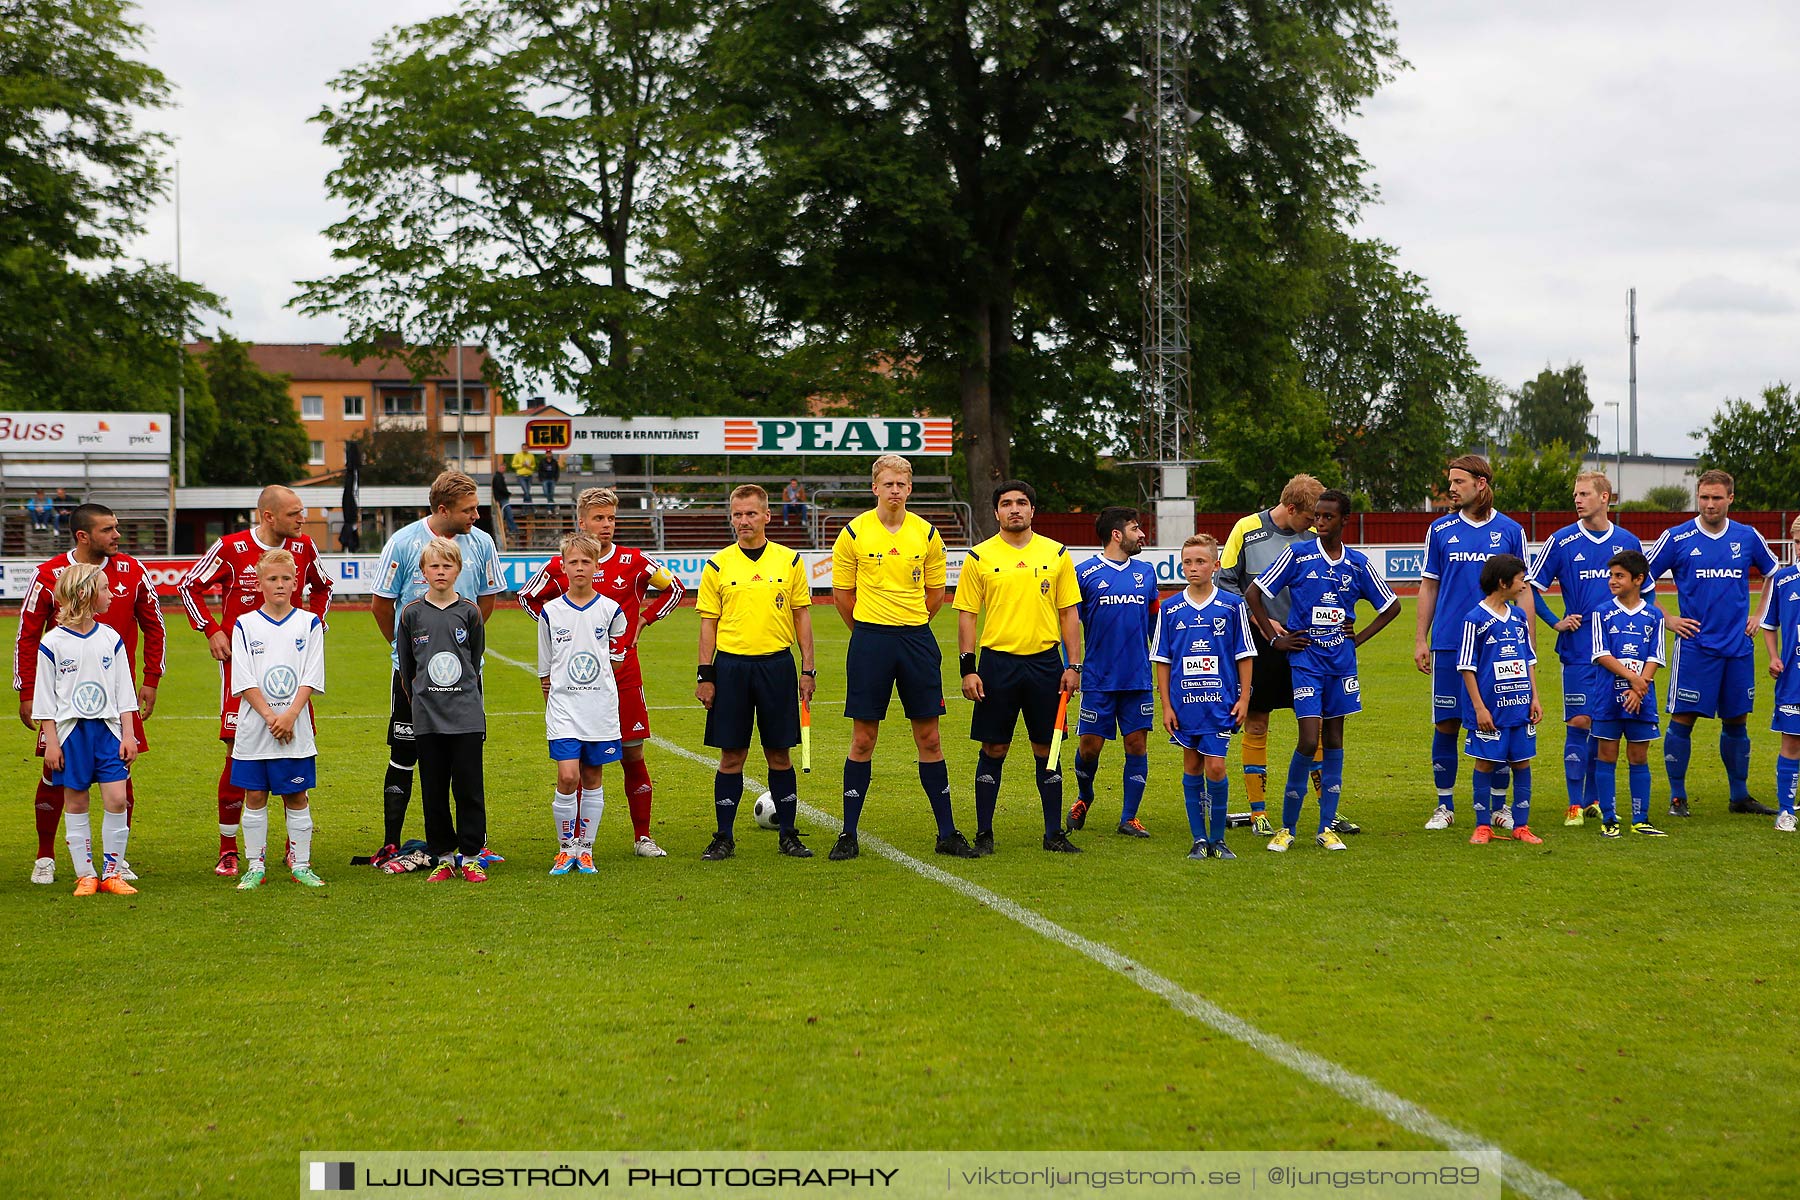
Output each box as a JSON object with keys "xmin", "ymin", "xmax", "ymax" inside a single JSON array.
[
  {"xmin": 309, "ymin": 1161, "xmax": 355, "ymax": 1191},
  {"xmin": 723, "ymin": 418, "xmax": 954, "ymax": 455}
]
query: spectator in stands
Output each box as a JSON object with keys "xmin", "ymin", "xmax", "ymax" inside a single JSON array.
[
  {"xmin": 538, "ymin": 452, "xmax": 561, "ymax": 512},
  {"xmin": 783, "ymin": 478, "xmax": 807, "ymax": 524},
  {"xmin": 51, "ymin": 489, "xmax": 73, "ymax": 534},
  {"xmin": 511, "ymin": 448, "xmax": 538, "ymax": 511},
  {"xmin": 492, "ymin": 469, "xmax": 520, "ymax": 544},
  {"xmin": 26, "ymin": 490, "xmax": 54, "ymax": 531}
]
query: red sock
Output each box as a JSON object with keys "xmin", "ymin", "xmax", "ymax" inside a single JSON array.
[
  {"xmin": 624, "ymin": 757, "xmax": 653, "ymax": 839},
  {"xmin": 35, "ymin": 774, "xmax": 63, "ymax": 859},
  {"xmin": 125, "ymin": 778, "xmax": 135, "ymax": 828},
  {"xmin": 218, "ymin": 754, "xmax": 244, "ymax": 853}
]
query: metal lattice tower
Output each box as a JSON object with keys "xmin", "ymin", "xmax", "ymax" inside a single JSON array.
[{"xmin": 1138, "ymin": 0, "xmax": 1195, "ymax": 530}]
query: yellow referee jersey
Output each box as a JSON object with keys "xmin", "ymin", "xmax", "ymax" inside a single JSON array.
[
  {"xmin": 830, "ymin": 509, "xmax": 947, "ymax": 626},
  {"xmin": 696, "ymin": 540, "xmax": 811, "ymax": 656},
  {"xmin": 953, "ymin": 532, "xmax": 1080, "ymax": 654}
]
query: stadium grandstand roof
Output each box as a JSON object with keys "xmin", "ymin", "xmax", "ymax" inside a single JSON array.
[{"xmin": 182, "ymin": 340, "xmax": 491, "ymax": 383}]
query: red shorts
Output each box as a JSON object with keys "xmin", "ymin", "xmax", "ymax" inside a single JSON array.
[
  {"xmin": 617, "ymin": 680, "xmax": 650, "ymax": 744},
  {"xmin": 37, "ymin": 713, "xmax": 150, "ymax": 757}
]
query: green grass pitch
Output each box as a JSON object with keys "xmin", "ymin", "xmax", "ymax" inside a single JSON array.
[{"xmin": 2, "ymin": 599, "xmax": 1797, "ymax": 1199}]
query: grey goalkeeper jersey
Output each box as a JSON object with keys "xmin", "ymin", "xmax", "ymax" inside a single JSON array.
[
  {"xmin": 1216, "ymin": 508, "xmax": 1312, "ymax": 625},
  {"xmin": 396, "ymin": 596, "xmax": 486, "ymax": 735}
]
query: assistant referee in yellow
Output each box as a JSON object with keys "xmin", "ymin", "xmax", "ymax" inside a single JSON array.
[
  {"xmin": 956, "ymin": 479, "xmax": 1085, "ymax": 854},
  {"xmin": 695, "ymin": 484, "xmax": 816, "ymax": 861}
]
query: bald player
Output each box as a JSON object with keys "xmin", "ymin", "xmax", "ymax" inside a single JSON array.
[{"xmin": 177, "ymin": 486, "xmax": 332, "ymax": 874}]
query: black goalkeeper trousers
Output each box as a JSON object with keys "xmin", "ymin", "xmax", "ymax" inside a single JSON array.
[{"xmin": 417, "ymin": 732, "xmax": 486, "ymax": 860}]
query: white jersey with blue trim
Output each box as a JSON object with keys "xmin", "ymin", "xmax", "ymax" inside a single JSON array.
[
  {"xmin": 1529, "ymin": 521, "xmax": 1647, "ymax": 662},
  {"xmin": 536, "ymin": 592, "xmax": 629, "ymax": 744},
  {"xmin": 1455, "ymin": 601, "xmax": 1536, "ymax": 727},
  {"xmin": 1759, "ymin": 562, "xmax": 1800, "ymax": 711},
  {"xmin": 31, "ymin": 624, "xmax": 137, "ymax": 744},
  {"xmin": 230, "ymin": 607, "xmax": 327, "ymax": 761},
  {"xmin": 1423, "ymin": 510, "xmax": 1526, "ymax": 651},
  {"xmin": 1075, "ymin": 553, "xmax": 1159, "ymax": 692},
  {"xmin": 1644, "ymin": 518, "xmax": 1776, "ymax": 657},
  {"xmin": 373, "ymin": 518, "xmax": 506, "ymax": 666}
]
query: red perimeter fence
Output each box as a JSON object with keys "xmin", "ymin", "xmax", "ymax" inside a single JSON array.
[{"xmin": 1031, "ymin": 510, "xmax": 1800, "ymax": 547}]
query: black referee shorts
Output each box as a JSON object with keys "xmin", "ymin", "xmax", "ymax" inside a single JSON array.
[
  {"xmin": 1246, "ymin": 622, "xmax": 1294, "ymax": 713},
  {"xmin": 705, "ymin": 650, "xmax": 802, "ymax": 750},
  {"xmin": 970, "ymin": 648, "xmax": 1064, "ymax": 747},
  {"xmin": 844, "ymin": 622, "xmax": 945, "ymax": 721},
  {"xmin": 387, "ymin": 669, "xmax": 416, "ymax": 749}
]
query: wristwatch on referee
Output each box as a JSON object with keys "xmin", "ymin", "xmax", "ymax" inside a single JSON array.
[{"xmin": 801, "ymin": 669, "xmax": 817, "ymax": 677}]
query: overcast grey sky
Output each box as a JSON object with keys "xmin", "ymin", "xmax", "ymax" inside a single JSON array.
[{"xmin": 130, "ymin": 1, "xmax": 1800, "ymax": 456}]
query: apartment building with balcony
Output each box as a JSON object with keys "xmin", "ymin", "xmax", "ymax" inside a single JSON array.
[{"xmin": 184, "ymin": 341, "xmax": 501, "ymax": 479}]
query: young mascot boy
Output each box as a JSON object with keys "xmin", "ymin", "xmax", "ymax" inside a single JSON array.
[
  {"xmin": 537, "ymin": 533, "xmax": 629, "ymax": 875},
  {"xmin": 32, "ymin": 564, "xmax": 140, "ymax": 895},
  {"xmin": 1151, "ymin": 535, "xmax": 1257, "ymax": 860},
  {"xmin": 1588, "ymin": 550, "xmax": 1668, "ymax": 838},
  {"xmin": 1458, "ymin": 555, "xmax": 1543, "ymax": 845},
  {"xmin": 229, "ymin": 550, "xmax": 328, "ymax": 888}
]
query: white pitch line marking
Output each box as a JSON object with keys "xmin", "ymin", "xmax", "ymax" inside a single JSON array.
[{"xmin": 487, "ymin": 648, "xmax": 1584, "ymax": 1200}]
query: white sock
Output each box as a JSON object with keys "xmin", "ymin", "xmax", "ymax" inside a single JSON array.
[
  {"xmin": 242, "ymin": 806, "xmax": 269, "ymax": 866},
  {"xmin": 65, "ymin": 811, "xmax": 94, "ymax": 877},
  {"xmin": 578, "ymin": 787, "xmax": 605, "ymax": 849},
  {"xmin": 553, "ymin": 790, "xmax": 579, "ymax": 848},
  {"xmin": 219, "ymin": 822, "xmax": 239, "ymax": 838},
  {"xmin": 286, "ymin": 804, "xmax": 313, "ymax": 869},
  {"xmin": 101, "ymin": 809, "xmax": 130, "ymax": 878}
]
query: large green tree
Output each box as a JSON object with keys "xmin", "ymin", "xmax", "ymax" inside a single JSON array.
[
  {"xmin": 1514, "ymin": 362, "xmax": 1595, "ymax": 451},
  {"xmin": 0, "ymin": 0, "xmax": 217, "ymax": 417},
  {"xmin": 1695, "ymin": 382, "xmax": 1800, "ymax": 510},
  {"xmin": 1491, "ymin": 437, "xmax": 1581, "ymax": 512},
  {"xmin": 295, "ymin": 0, "xmax": 712, "ymax": 411},
  {"xmin": 197, "ymin": 334, "xmax": 309, "ymax": 485}
]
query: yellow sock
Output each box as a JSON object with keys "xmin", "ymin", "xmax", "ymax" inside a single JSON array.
[{"xmin": 1243, "ymin": 729, "xmax": 1268, "ymax": 812}]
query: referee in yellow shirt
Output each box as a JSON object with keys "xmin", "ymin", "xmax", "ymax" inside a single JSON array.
[
  {"xmin": 695, "ymin": 485, "xmax": 816, "ymax": 861},
  {"xmin": 955, "ymin": 480, "xmax": 1085, "ymax": 854},
  {"xmin": 829, "ymin": 454, "xmax": 975, "ymax": 860}
]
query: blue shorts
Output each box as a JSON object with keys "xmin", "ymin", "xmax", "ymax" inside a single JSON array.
[
  {"xmin": 548, "ymin": 738, "xmax": 624, "ymax": 767},
  {"xmin": 1666, "ymin": 643, "xmax": 1754, "ymax": 719},
  {"xmin": 1464, "ymin": 724, "xmax": 1537, "ymax": 763},
  {"xmin": 1170, "ymin": 727, "xmax": 1233, "ymax": 758},
  {"xmin": 1432, "ymin": 652, "xmax": 1467, "ymax": 724},
  {"xmin": 230, "ymin": 755, "xmax": 316, "ymax": 795},
  {"xmin": 1292, "ymin": 670, "xmax": 1362, "ymax": 720},
  {"xmin": 1772, "ymin": 701, "xmax": 1800, "ymax": 737},
  {"xmin": 52, "ymin": 719, "xmax": 130, "ymax": 791},
  {"xmin": 1592, "ymin": 717, "xmax": 1660, "ymax": 743},
  {"xmin": 1561, "ymin": 659, "xmax": 1598, "ymax": 723},
  {"xmin": 844, "ymin": 623, "xmax": 944, "ymax": 721},
  {"xmin": 1077, "ymin": 689, "xmax": 1155, "ymax": 739}
]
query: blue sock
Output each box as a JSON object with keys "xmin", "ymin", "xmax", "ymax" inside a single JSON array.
[
  {"xmin": 1074, "ymin": 751, "xmax": 1098, "ymax": 805},
  {"xmin": 1472, "ymin": 769, "xmax": 1492, "ymax": 827},
  {"xmin": 1777, "ymin": 754, "xmax": 1799, "ymax": 816},
  {"xmin": 1563, "ymin": 727, "xmax": 1587, "ymax": 807},
  {"xmin": 768, "ymin": 767, "xmax": 799, "ymax": 834},
  {"xmin": 714, "ymin": 771, "xmax": 743, "ymax": 837},
  {"xmin": 1318, "ymin": 748, "xmax": 1345, "ymax": 834},
  {"xmin": 1594, "ymin": 757, "xmax": 1618, "ymax": 823},
  {"xmin": 1121, "ymin": 754, "xmax": 1149, "ymax": 822},
  {"xmin": 1432, "ymin": 729, "xmax": 1458, "ymax": 808},
  {"xmin": 918, "ymin": 759, "xmax": 955, "ymax": 838},
  {"xmin": 973, "ymin": 751, "xmax": 1005, "ymax": 836},
  {"xmin": 1034, "ymin": 754, "xmax": 1063, "ymax": 838},
  {"xmin": 1582, "ymin": 735, "xmax": 1600, "ymax": 810},
  {"xmin": 1721, "ymin": 724, "xmax": 1751, "ymax": 801},
  {"xmin": 1664, "ymin": 722, "xmax": 1693, "ymax": 799},
  {"xmin": 1206, "ymin": 775, "xmax": 1229, "ymax": 845},
  {"xmin": 1282, "ymin": 751, "xmax": 1311, "ymax": 833},
  {"xmin": 1491, "ymin": 762, "xmax": 1511, "ymax": 803},
  {"xmin": 841, "ymin": 758, "xmax": 872, "ymax": 836},
  {"xmin": 1182, "ymin": 774, "xmax": 1208, "ymax": 842},
  {"xmin": 1510, "ymin": 766, "xmax": 1532, "ymax": 829},
  {"xmin": 1629, "ymin": 761, "xmax": 1651, "ymax": 825}
]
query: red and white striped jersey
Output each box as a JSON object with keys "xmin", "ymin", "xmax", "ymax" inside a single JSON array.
[
  {"xmin": 517, "ymin": 544, "xmax": 682, "ymax": 686},
  {"xmin": 177, "ymin": 529, "xmax": 332, "ymax": 639},
  {"xmin": 12, "ymin": 551, "xmax": 167, "ymax": 700}
]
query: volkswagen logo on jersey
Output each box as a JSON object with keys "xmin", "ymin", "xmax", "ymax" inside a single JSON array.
[
  {"xmin": 427, "ymin": 651, "xmax": 464, "ymax": 687},
  {"xmin": 568, "ymin": 652, "xmax": 602, "ymax": 685},
  {"xmin": 263, "ymin": 665, "xmax": 299, "ymax": 704},
  {"xmin": 73, "ymin": 681, "xmax": 108, "ymax": 717}
]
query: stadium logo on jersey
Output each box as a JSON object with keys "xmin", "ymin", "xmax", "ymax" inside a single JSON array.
[
  {"xmin": 73, "ymin": 681, "xmax": 107, "ymax": 717},
  {"xmin": 567, "ymin": 652, "xmax": 602, "ymax": 685},
  {"xmin": 264, "ymin": 666, "xmax": 299, "ymax": 703},
  {"xmin": 427, "ymin": 652, "xmax": 464, "ymax": 687}
]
